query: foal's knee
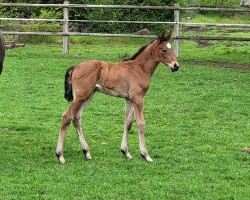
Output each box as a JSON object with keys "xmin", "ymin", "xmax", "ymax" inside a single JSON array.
[
  {"xmin": 137, "ymin": 121, "xmax": 145, "ymax": 131},
  {"xmin": 72, "ymin": 112, "xmax": 82, "ymax": 126},
  {"xmin": 61, "ymin": 112, "xmax": 72, "ymax": 127},
  {"xmin": 125, "ymin": 116, "xmax": 133, "ymax": 130}
]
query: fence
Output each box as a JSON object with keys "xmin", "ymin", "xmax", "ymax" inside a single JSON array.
[{"xmin": 0, "ymin": 2, "xmax": 250, "ymax": 55}]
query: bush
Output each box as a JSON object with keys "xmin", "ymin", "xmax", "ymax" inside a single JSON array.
[
  {"xmin": 195, "ymin": 0, "xmax": 241, "ymax": 8},
  {"xmin": 0, "ymin": 0, "xmax": 182, "ymax": 36},
  {"xmin": 67, "ymin": 0, "xmax": 179, "ymax": 34}
]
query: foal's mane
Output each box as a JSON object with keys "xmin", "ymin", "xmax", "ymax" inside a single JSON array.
[{"xmin": 123, "ymin": 40, "xmax": 155, "ymax": 61}]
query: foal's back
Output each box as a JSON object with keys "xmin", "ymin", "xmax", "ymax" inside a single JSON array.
[{"xmin": 72, "ymin": 59, "xmax": 149, "ymax": 99}]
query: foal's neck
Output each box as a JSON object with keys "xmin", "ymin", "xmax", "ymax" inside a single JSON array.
[{"xmin": 133, "ymin": 42, "xmax": 160, "ymax": 76}]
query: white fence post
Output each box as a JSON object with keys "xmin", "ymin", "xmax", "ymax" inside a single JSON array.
[
  {"xmin": 174, "ymin": 3, "xmax": 180, "ymax": 57},
  {"xmin": 63, "ymin": 1, "xmax": 69, "ymax": 54}
]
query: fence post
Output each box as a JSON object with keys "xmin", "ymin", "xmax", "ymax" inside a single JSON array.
[
  {"xmin": 174, "ymin": 3, "xmax": 180, "ymax": 57},
  {"xmin": 63, "ymin": 1, "xmax": 69, "ymax": 54}
]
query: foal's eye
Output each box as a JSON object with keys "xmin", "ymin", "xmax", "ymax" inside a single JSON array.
[{"xmin": 161, "ymin": 49, "xmax": 167, "ymax": 53}]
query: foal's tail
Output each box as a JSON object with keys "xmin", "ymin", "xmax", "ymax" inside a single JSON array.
[{"xmin": 64, "ymin": 66, "xmax": 75, "ymax": 102}]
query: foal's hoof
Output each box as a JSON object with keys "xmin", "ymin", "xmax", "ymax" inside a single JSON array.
[
  {"xmin": 83, "ymin": 149, "xmax": 92, "ymax": 160},
  {"xmin": 141, "ymin": 154, "xmax": 153, "ymax": 162},
  {"xmin": 59, "ymin": 159, "xmax": 65, "ymax": 164},
  {"xmin": 56, "ymin": 153, "xmax": 66, "ymax": 164},
  {"xmin": 121, "ymin": 149, "xmax": 133, "ymax": 160},
  {"xmin": 242, "ymin": 148, "xmax": 250, "ymax": 153},
  {"xmin": 85, "ymin": 155, "xmax": 92, "ymax": 160}
]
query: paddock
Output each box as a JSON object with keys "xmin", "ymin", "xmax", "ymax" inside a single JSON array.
[
  {"xmin": 0, "ymin": 2, "xmax": 250, "ymax": 199},
  {"xmin": 0, "ymin": 37, "xmax": 249, "ymax": 198}
]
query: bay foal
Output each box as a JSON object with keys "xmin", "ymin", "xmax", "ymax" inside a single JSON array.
[{"xmin": 56, "ymin": 31, "xmax": 179, "ymax": 163}]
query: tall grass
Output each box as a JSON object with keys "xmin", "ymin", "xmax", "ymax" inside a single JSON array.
[{"xmin": 0, "ymin": 38, "xmax": 249, "ymax": 199}]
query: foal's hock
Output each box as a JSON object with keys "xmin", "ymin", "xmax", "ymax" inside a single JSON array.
[{"xmin": 56, "ymin": 31, "xmax": 179, "ymax": 163}]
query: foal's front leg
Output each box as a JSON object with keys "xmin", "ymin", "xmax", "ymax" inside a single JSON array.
[
  {"xmin": 132, "ymin": 97, "xmax": 153, "ymax": 162},
  {"xmin": 121, "ymin": 100, "xmax": 134, "ymax": 159}
]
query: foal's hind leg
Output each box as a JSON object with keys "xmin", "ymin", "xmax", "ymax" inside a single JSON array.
[
  {"xmin": 56, "ymin": 99, "xmax": 85, "ymax": 164},
  {"xmin": 72, "ymin": 95, "xmax": 94, "ymax": 160},
  {"xmin": 121, "ymin": 100, "xmax": 134, "ymax": 159}
]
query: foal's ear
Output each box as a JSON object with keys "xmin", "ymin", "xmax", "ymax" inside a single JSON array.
[
  {"xmin": 158, "ymin": 31, "xmax": 171, "ymax": 43},
  {"xmin": 158, "ymin": 32, "xmax": 166, "ymax": 42},
  {"xmin": 166, "ymin": 31, "xmax": 172, "ymax": 41}
]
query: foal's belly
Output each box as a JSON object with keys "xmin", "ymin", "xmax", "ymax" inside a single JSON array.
[{"xmin": 95, "ymin": 84, "xmax": 128, "ymax": 98}]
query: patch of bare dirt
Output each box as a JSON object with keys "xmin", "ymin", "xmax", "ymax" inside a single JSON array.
[{"xmin": 197, "ymin": 40, "xmax": 210, "ymax": 48}]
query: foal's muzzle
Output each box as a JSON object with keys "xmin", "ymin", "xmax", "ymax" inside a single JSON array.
[{"xmin": 171, "ymin": 63, "xmax": 179, "ymax": 72}]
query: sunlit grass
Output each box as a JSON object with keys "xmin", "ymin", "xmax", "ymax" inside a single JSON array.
[{"xmin": 0, "ymin": 38, "xmax": 249, "ymax": 199}]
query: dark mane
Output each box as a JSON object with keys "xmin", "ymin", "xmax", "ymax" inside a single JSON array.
[{"xmin": 123, "ymin": 40, "xmax": 155, "ymax": 61}]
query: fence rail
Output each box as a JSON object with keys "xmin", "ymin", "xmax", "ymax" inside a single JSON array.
[
  {"xmin": 0, "ymin": 2, "xmax": 250, "ymax": 55},
  {"xmin": 1, "ymin": 2, "xmax": 250, "ymax": 12},
  {"xmin": 2, "ymin": 18, "xmax": 250, "ymax": 27},
  {"xmin": 4, "ymin": 31, "xmax": 249, "ymax": 41}
]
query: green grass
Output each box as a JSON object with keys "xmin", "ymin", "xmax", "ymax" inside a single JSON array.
[
  {"xmin": 181, "ymin": 12, "xmax": 250, "ymax": 41},
  {"xmin": 0, "ymin": 38, "xmax": 250, "ymax": 199},
  {"xmin": 184, "ymin": 13, "xmax": 250, "ymax": 24}
]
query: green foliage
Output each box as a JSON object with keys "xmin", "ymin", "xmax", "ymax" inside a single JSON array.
[
  {"xmin": 0, "ymin": 0, "xmax": 178, "ymax": 35},
  {"xmin": 68, "ymin": 0, "xmax": 176, "ymax": 34},
  {"xmin": 0, "ymin": 0, "xmax": 247, "ymax": 42},
  {"xmin": 195, "ymin": 0, "xmax": 242, "ymax": 8}
]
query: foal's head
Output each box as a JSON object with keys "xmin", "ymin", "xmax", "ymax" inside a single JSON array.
[{"xmin": 155, "ymin": 31, "xmax": 179, "ymax": 72}]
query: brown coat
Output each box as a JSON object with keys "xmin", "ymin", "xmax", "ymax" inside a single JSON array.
[{"xmin": 56, "ymin": 32, "xmax": 179, "ymax": 164}]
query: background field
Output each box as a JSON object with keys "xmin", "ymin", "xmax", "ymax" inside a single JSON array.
[{"xmin": 0, "ymin": 37, "xmax": 249, "ymax": 199}]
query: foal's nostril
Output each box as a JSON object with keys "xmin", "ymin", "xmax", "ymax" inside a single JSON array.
[
  {"xmin": 170, "ymin": 63, "xmax": 179, "ymax": 72},
  {"xmin": 173, "ymin": 64, "xmax": 179, "ymax": 71}
]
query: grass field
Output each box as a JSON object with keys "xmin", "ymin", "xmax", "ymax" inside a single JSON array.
[{"xmin": 0, "ymin": 38, "xmax": 249, "ymax": 199}]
